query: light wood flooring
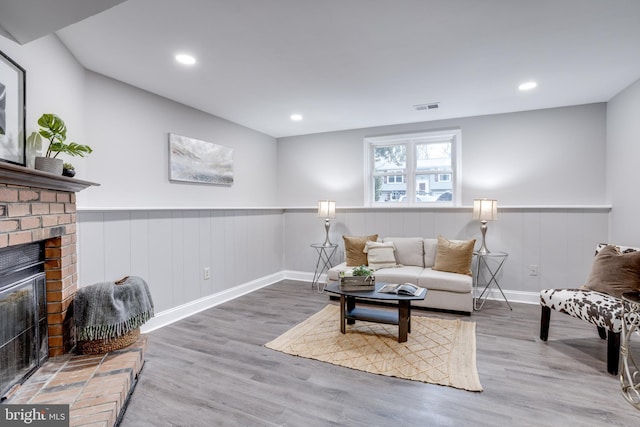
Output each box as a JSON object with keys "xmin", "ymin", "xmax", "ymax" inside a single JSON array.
[{"xmin": 121, "ymin": 280, "xmax": 640, "ymax": 426}]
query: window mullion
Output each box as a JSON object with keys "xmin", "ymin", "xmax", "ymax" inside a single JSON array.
[{"xmin": 406, "ymin": 141, "xmax": 416, "ymax": 202}]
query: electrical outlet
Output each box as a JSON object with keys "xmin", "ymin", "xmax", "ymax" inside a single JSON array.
[
  {"xmin": 528, "ymin": 265, "xmax": 539, "ymax": 276},
  {"xmin": 203, "ymin": 267, "xmax": 211, "ymax": 280}
]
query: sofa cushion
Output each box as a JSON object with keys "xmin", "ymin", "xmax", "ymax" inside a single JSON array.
[
  {"xmin": 364, "ymin": 241, "xmax": 397, "ymax": 270},
  {"xmin": 343, "ymin": 234, "xmax": 378, "ymax": 266},
  {"xmin": 423, "ymin": 238, "xmax": 438, "ymax": 267},
  {"xmin": 432, "ymin": 236, "xmax": 475, "ymax": 276},
  {"xmin": 373, "ymin": 266, "xmax": 424, "ymax": 284},
  {"xmin": 418, "ymin": 268, "xmax": 473, "ymax": 293},
  {"xmin": 582, "ymin": 244, "xmax": 640, "ymax": 298},
  {"xmin": 328, "ymin": 262, "xmax": 351, "ymax": 281},
  {"xmin": 382, "ymin": 237, "xmax": 424, "ymax": 267}
]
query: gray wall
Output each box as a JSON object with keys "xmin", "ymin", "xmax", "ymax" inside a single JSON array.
[
  {"xmin": 78, "ymin": 209, "xmax": 284, "ymax": 313},
  {"xmin": 607, "ymin": 77, "xmax": 640, "ymax": 245},
  {"xmin": 80, "ymin": 71, "xmax": 278, "ymax": 208},
  {"xmin": 0, "ymin": 34, "xmax": 86, "ymax": 169},
  {"xmin": 0, "ymin": 34, "xmax": 286, "ymax": 321},
  {"xmin": 284, "ymin": 207, "xmax": 609, "ymax": 304},
  {"xmin": 3, "ymin": 31, "xmax": 638, "ymax": 317},
  {"xmin": 276, "ymin": 103, "xmax": 607, "ymax": 206},
  {"xmin": 278, "ymin": 103, "xmax": 612, "ymax": 303}
]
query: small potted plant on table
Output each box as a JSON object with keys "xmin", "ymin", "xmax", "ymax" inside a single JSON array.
[
  {"xmin": 33, "ymin": 113, "xmax": 92, "ymax": 175},
  {"xmin": 339, "ymin": 265, "xmax": 375, "ymax": 291}
]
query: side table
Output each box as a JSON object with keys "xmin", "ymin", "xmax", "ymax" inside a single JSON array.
[
  {"xmin": 311, "ymin": 243, "xmax": 338, "ymax": 292},
  {"xmin": 474, "ymin": 251, "xmax": 511, "ymax": 310},
  {"xmin": 620, "ymin": 291, "xmax": 640, "ymax": 410}
]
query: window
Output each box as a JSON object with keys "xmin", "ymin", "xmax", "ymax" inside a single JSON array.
[{"xmin": 365, "ymin": 130, "xmax": 461, "ymax": 205}]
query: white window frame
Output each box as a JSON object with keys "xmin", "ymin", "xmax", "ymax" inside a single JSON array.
[{"xmin": 364, "ymin": 129, "xmax": 462, "ymax": 206}]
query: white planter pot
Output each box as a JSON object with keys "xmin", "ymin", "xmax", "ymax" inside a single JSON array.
[{"xmin": 34, "ymin": 157, "xmax": 63, "ymax": 175}]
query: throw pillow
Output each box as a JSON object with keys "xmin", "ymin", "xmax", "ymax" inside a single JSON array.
[
  {"xmin": 343, "ymin": 234, "xmax": 379, "ymax": 266},
  {"xmin": 582, "ymin": 245, "xmax": 640, "ymax": 298},
  {"xmin": 432, "ymin": 236, "xmax": 476, "ymax": 276},
  {"xmin": 364, "ymin": 241, "xmax": 397, "ymax": 270}
]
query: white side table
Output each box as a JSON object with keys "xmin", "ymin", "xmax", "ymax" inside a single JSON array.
[
  {"xmin": 311, "ymin": 243, "xmax": 338, "ymax": 292},
  {"xmin": 474, "ymin": 251, "xmax": 511, "ymax": 310},
  {"xmin": 620, "ymin": 291, "xmax": 640, "ymax": 409}
]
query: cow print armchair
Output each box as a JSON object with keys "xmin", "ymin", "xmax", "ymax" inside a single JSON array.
[{"xmin": 539, "ymin": 244, "xmax": 640, "ymax": 375}]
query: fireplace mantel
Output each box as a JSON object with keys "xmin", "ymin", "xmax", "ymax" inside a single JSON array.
[{"xmin": 0, "ymin": 161, "xmax": 99, "ymax": 192}]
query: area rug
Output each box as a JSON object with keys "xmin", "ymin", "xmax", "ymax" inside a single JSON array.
[{"xmin": 265, "ymin": 305, "xmax": 482, "ymax": 392}]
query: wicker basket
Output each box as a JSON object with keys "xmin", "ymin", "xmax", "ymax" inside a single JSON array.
[{"xmin": 76, "ymin": 327, "xmax": 140, "ymax": 355}]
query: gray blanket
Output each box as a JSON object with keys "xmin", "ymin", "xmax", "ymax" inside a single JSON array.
[{"xmin": 74, "ymin": 276, "xmax": 155, "ymax": 341}]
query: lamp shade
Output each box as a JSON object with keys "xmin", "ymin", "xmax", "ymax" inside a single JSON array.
[
  {"xmin": 317, "ymin": 200, "xmax": 336, "ymax": 219},
  {"xmin": 472, "ymin": 199, "xmax": 497, "ymax": 221}
]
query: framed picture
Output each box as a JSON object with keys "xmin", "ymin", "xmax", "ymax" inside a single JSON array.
[
  {"xmin": 169, "ymin": 133, "xmax": 234, "ymax": 185},
  {"xmin": 0, "ymin": 50, "xmax": 26, "ymax": 166}
]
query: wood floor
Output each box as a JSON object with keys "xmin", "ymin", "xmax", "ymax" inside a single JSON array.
[{"xmin": 121, "ymin": 280, "xmax": 640, "ymax": 426}]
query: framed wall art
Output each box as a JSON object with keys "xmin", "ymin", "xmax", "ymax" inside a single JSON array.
[
  {"xmin": 0, "ymin": 50, "xmax": 26, "ymax": 166},
  {"xmin": 169, "ymin": 133, "xmax": 234, "ymax": 185}
]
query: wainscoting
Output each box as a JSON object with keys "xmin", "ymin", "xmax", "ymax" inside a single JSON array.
[
  {"xmin": 77, "ymin": 206, "xmax": 610, "ymax": 329},
  {"xmin": 77, "ymin": 209, "xmax": 285, "ymax": 321},
  {"xmin": 284, "ymin": 206, "xmax": 611, "ymax": 304}
]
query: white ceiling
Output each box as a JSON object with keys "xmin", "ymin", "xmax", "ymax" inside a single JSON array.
[{"xmin": 20, "ymin": 1, "xmax": 640, "ymax": 137}]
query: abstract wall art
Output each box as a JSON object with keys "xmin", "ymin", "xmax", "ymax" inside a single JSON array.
[{"xmin": 169, "ymin": 133, "xmax": 234, "ymax": 185}]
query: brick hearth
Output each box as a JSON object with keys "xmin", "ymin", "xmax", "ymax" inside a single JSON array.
[{"xmin": 6, "ymin": 336, "xmax": 146, "ymax": 426}]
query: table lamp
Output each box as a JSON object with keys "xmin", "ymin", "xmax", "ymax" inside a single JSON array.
[
  {"xmin": 472, "ymin": 199, "xmax": 497, "ymax": 254},
  {"xmin": 318, "ymin": 200, "xmax": 336, "ymax": 246}
]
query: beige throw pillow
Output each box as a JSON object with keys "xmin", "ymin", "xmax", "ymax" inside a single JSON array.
[
  {"xmin": 364, "ymin": 241, "xmax": 397, "ymax": 270},
  {"xmin": 343, "ymin": 234, "xmax": 379, "ymax": 266},
  {"xmin": 583, "ymin": 245, "xmax": 640, "ymax": 298},
  {"xmin": 432, "ymin": 236, "xmax": 476, "ymax": 276}
]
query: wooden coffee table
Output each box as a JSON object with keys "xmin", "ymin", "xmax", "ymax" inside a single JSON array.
[{"xmin": 324, "ymin": 282, "xmax": 427, "ymax": 343}]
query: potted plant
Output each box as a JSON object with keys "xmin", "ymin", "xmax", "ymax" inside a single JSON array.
[
  {"xmin": 62, "ymin": 162, "xmax": 75, "ymax": 177},
  {"xmin": 33, "ymin": 113, "xmax": 92, "ymax": 175}
]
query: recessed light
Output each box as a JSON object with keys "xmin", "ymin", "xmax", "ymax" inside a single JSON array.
[
  {"xmin": 519, "ymin": 81, "xmax": 537, "ymax": 91},
  {"xmin": 175, "ymin": 54, "xmax": 196, "ymax": 65},
  {"xmin": 290, "ymin": 114, "xmax": 303, "ymax": 121}
]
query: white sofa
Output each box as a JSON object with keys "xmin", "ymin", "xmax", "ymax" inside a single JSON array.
[{"xmin": 328, "ymin": 237, "xmax": 474, "ymax": 314}]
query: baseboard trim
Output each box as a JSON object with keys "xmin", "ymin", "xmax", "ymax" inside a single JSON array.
[
  {"xmin": 141, "ymin": 271, "xmax": 286, "ymax": 333},
  {"xmin": 142, "ymin": 270, "xmax": 540, "ymax": 332},
  {"xmin": 474, "ymin": 288, "xmax": 539, "ymax": 305}
]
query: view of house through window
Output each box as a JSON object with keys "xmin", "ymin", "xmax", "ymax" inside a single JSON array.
[{"xmin": 366, "ymin": 130, "xmax": 460, "ymax": 205}]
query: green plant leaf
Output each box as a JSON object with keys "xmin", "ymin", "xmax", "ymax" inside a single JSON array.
[
  {"xmin": 36, "ymin": 113, "xmax": 92, "ymax": 158},
  {"xmin": 27, "ymin": 132, "xmax": 43, "ymax": 152}
]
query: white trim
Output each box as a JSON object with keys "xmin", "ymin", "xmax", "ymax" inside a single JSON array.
[
  {"xmin": 77, "ymin": 205, "xmax": 613, "ymax": 213},
  {"xmin": 474, "ymin": 288, "xmax": 539, "ymax": 305},
  {"xmin": 141, "ymin": 271, "xmax": 286, "ymax": 332},
  {"xmin": 77, "ymin": 206, "xmax": 285, "ymax": 212}
]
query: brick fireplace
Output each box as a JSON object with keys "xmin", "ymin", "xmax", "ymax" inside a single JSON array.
[
  {"xmin": 0, "ymin": 163, "xmax": 149, "ymax": 426},
  {"xmin": 0, "ymin": 162, "xmax": 98, "ymax": 357}
]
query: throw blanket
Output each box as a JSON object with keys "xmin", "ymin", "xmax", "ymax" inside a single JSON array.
[{"xmin": 74, "ymin": 276, "xmax": 155, "ymax": 341}]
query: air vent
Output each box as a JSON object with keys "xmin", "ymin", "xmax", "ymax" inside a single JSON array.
[{"xmin": 414, "ymin": 103, "xmax": 440, "ymax": 111}]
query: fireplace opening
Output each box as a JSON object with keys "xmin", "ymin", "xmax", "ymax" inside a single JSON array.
[{"xmin": 0, "ymin": 242, "xmax": 47, "ymax": 400}]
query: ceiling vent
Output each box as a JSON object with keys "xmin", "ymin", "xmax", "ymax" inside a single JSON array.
[{"xmin": 414, "ymin": 103, "xmax": 440, "ymax": 111}]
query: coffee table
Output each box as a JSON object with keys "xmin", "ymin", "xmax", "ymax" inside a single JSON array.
[{"xmin": 324, "ymin": 282, "xmax": 427, "ymax": 343}]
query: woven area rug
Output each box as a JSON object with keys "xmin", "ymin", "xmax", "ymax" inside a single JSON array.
[{"xmin": 265, "ymin": 305, "xmax": 482, "ymax": 392}]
